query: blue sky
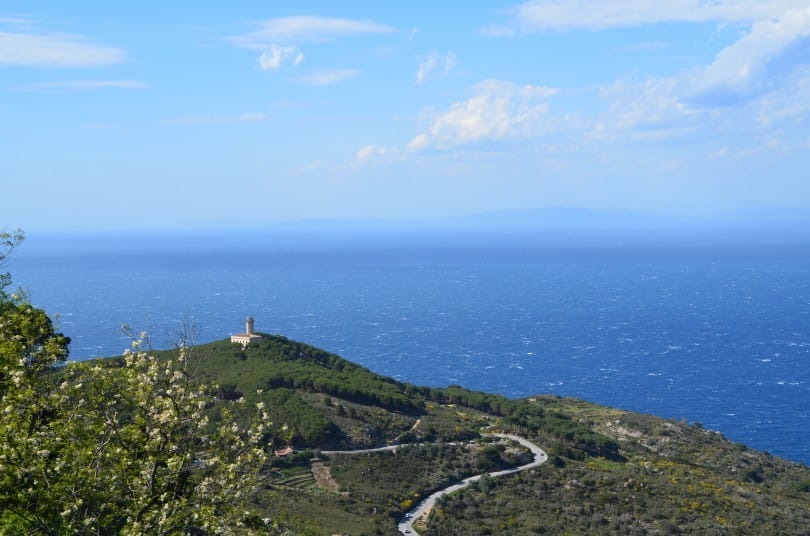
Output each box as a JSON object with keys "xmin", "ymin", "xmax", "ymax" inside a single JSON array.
[{"xmin": 2, "ymin": 1, "xmax": 810, "ymax": 231}]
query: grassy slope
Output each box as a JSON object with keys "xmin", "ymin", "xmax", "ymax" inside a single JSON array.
[{"xmin": 153, "ymin": 336, "xmax": 810, "ymax": 535}]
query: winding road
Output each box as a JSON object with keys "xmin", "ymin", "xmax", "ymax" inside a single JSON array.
[
  {"xmin": 317, "ymin": 433, "xmax": 547, "ymax": 535},
  {"xmin": 396, "ymin": 433, "xmax": 547, "ymax": 535},
  {"xmin": 321, "ymin": 444, "xmax": 402, "ymax": 455}
]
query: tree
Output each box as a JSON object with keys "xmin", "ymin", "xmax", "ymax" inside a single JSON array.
[
  {"xmin": 0, "ymin": 233, "xmax": 277, "ymax": 534},
  {"xmin": 0, "ymin": 228, "xmax": 24, "ymax": 301},
  {"xmin": 0, "ymin": 227, "xmax": 70, "ymax": 403}
]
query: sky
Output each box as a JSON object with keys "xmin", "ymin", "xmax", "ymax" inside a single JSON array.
[{"xmin": 2, "ymin": 1, "xmax": 810, "ymax": 232}]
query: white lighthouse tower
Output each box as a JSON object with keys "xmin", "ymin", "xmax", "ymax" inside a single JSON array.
[{"xmin": 231, "ymin": 316, "xmax": 263, "ymax": 346}]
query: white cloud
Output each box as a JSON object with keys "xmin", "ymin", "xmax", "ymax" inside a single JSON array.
[
  {"xmin": 355, "ymin": 144, "xmax": 400, "ymax": 165},
  {"xmin": 589, "ymin": 8, "xmax": 810, "ymax": 139},
  {"xmin": 0, "ymin": 31, "xmax": 125, "ymax": 67},
  {"xmin": 231, "ymin": 16, "xmax": 396, "ymax": 48},
  {"xmin": 406, "ymin": 135, "xmax": 429, "ymax": 153},
  {"xmin": 598, "ymin": 78, "xmax": 693, "ymax": 135},
  {"xmin": 20, "ymin": 80, "xmax": 146, "ymax": 92},
  {"xmin": 231, "ymin": 17, "xmax": 392, "ymax": 76},
  {"xmin": 416, "ymin": 51, "xmax": 456, "ymax": 84},
  {"xmin": 157, "ymin": 113, "xmax": 267, "ymax": 125},
  {"xmin": 412, "ymin": 94, "xmax": 548, "ymax": 149},
  {"xmin": 753, "ymin": 65, "xmax": 810, "ymax": 124},
  {"xmin": 591, "ymin": 66, "xmax": 810, "ymax": 150},
  {"xmin": 408, "ymin": 79, "xmax": 558, "ymax": 151},
  {"xmin": 474, "ymin": 79, "xmax": 559, "ymax": 98},
  {"xmin": 689, "ymin": 7, "xmax": 810, "ymax": 105},
  {"xmin": 484, "ymin": 2, "xmax": 810, "ymax": 135},
  {"xmin": 416, "ymin": 54, "xmax": 437, "ymax": 85},
  {"xmin": 293, "ymin": 68, "xmax": 360, "ymax": 86},
  {"xmin": 494, "ymin": 0, "xmax": 805, "ymax": 32},
  {"xmin": 258, "ymin": 44, "xmax": 303, "ymax": 70}
]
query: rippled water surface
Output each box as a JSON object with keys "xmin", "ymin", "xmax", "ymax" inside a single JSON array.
[{"xmin": 12, "ymin": 239, "xmax": 810, "ymax": 464}]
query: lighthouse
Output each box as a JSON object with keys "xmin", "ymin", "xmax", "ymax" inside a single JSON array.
[{"xmin": 230, "ymin": 316, "xmax": 263, "ymax": 346}]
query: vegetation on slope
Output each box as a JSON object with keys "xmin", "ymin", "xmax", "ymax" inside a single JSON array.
[
  {"xmin": 152, "ymin": 335, "xmax": 810, "ymax": 535},
  {"xmin": 156, "ymin": 336, "xmax": 621, "ymax": 457},
  {"xmin": 425, "ymin": 397, "xmax": 810, "ymax": 535}
]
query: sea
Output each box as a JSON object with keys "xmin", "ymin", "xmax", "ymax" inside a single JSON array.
[{"xmin": 9, "ymin": 229, "xmax": 810, "ymax": 465}]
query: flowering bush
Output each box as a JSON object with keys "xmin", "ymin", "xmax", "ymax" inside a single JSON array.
[{"xmin": 0, "ymin": 231, "xmax": 275, "ymax": 534}]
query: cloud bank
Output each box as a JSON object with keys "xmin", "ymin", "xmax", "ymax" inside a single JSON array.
[
  {"xmin": 495, "ymin": 0, "xmax": 806, "ymax": 32},
  {"xmin": 689, "ymin": 7, "xmax": 810, "ymax": 105},
  {"xmin": 408, "ymin": 80, "xmax": 559, "ymax": 151},
  {"xmin": 232, "ymin": 16, "xmax": 396, "ymax": 47}
]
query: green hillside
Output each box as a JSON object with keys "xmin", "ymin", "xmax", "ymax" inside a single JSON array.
[{"xmin": 150, "ymin": 335, "xmax": 810, "ymax": 535}]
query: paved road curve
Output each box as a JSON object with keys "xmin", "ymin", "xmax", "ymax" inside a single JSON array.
[
  {"xmin": 321, "ymin": 445, "xmax": 402, "ymax": 455},
  {"xmin": 397, "ymin": 434, "xmax": 547, "ymax": 536}
]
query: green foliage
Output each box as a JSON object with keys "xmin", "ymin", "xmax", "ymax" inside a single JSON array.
[
  {"xmin": 249, "ymin": 337, "xmax": 421, "ymax": 413},
  {"xmin": 329, "ymin": 444, "xmax": 488, "ymax": 519},
  {"xmin": 0, "ymin": 242, "xmax": 274, "ymax": 534},
  {"xmin": 262, "ymin": 388, "xmax": 337, "ymax": 446},
  {"xmin": 410, "ymin": 405, "xmax": 485, "ymax": 443},
  {"xmin": 0, "ymin": 299, "xmax": 70, "ymax": 385},
  {"xmin": 181, "ymin": 337, "xmax": 423, "ymax": 414},
  {"xmin": 475, "ymin": 445, "xmax": 506, "ymax": 472},
  {"xmin": 0, "ymin": 228, "xmax": 24, "ymax": 299},
  {"xmin": 424, "ymin": 400, "xmax": 810, "ymax": 535},
  {"xmin": 414, "ymin": 385, "xmax": 619, "ymax": 459},
  {"xmin": 427, "ymin": 453, "xmax": 810, "ymax": 535},
  {"xmin": 422, "ymin": 384, "xmax": 511, "ymax": 415},
  {"xmin": 1, "ymin": 335, "xmax": 271, "ymax": 534},
  {"xmin": 793, "ymin": 480, "xmax": 810, "ymax": 493},
  {"xmin": 263, "ymin": 359, "xmax": 419, "ymax": 413},
  {"xmin": 164, "ymin": 336, "xmax": 619, "ymax": 458},
  {"xmin": 250, "ymin": 486, "xmax": 398, "ymax": 536},
  {"xmin": 217, "ymin": 382, "xmax": 244, "ymax": 401}
]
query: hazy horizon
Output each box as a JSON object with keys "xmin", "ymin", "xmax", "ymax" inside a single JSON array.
[{"xmin": 11, "ymin": 204, "xmax": 810, "ymax": 234}]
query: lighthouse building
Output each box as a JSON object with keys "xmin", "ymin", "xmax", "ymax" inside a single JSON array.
[{"xmin": 231, "ymin": 316, "xmax": 263, "ymax": 346}]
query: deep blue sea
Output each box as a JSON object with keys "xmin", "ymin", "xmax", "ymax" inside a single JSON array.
[{"xmin": 10, "ymin": 231, "xmax": 810, "ymax": 465}]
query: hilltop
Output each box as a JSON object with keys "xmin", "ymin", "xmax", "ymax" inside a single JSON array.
[{"xmin": 148, "ymin": 334, "xmax": 810, "ymax": 535}]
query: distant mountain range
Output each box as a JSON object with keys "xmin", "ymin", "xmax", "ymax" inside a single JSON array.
[
  {"xmin": 271, "ymin": 206, "xmax": 810, "ymax": 231},
  {"xmin": 20, "ymin": 206, "xmax": 810, "ymax": 257}
]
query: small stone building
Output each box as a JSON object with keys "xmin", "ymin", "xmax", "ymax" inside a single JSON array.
[{"xmin": 231, "ymin": 316, "xmax": 263, "ymax": 346}]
